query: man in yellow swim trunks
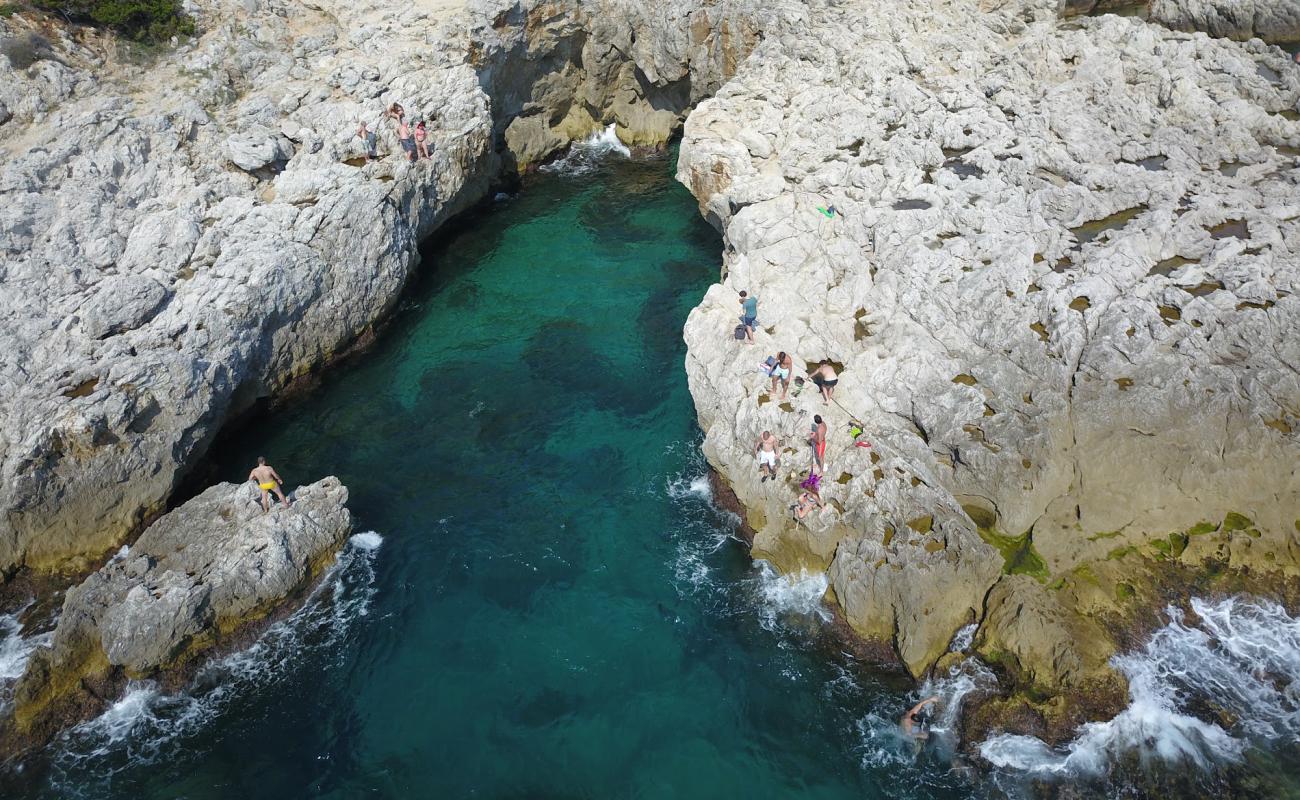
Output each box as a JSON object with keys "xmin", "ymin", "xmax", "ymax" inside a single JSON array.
[{"xmin": 248, "ymin": 456, "xmax": 291, "ymax": 512}]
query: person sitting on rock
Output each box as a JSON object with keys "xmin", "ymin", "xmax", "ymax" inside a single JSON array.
[
  {"xmin": 901, "ymin": 696, "xmax": 940, "ymax": 740},
  {"xmin": 738, "ymin": 290, "xmax": 758, "ymax": 345},
  {"xmin": 414, "ymin": 120, "xmax": 430, "ymax": 160},
  {"xmin": 792, "ymin": 487, "xmax": 822, "ymax": 520},
  {"xmin": 249, "ymin": 456, "xmax": 290, "ymax": 512},
  {"xmin": 356, "ymin": 120, "xmax": 378, "ymax": 161},
  {"xmin": 755, "ymin": 430, "xmax": 781, "ymax": 482},
  {"xmin": 811, "ymin": 360, "xmax": 838, "ymax": 405}
]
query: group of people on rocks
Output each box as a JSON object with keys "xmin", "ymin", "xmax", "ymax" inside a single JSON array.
[
  {"xmin": 735, "ymin": 289, "xmax": 947, "ymax": 742},
  {"xmin": 738, "ymin": 288, "xmax": 859, "ymax": 522},
  {"xmin": 355, "ymin": 102, "xmax": 434, "ymax": 163}
]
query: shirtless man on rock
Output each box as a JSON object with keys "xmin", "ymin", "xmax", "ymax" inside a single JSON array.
[{"xmin": 249, "ymin": 456, "xmax": 290, "ymax": 512}]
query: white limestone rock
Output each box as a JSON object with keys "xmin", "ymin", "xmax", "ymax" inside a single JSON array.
[{"xmin": 679, "ymin": 1, "xmax": 1300, "ymax": 691}]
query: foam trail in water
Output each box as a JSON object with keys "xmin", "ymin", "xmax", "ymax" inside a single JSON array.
[
  {"xmin": 541, "ymin": 123, "xmax": 630, "ymax": 175},
  {"xmin": 981, "ymin": 596, "xmax": 1300, "ymax": 776},
  {"xmin": 46, "ymin": 533, "xmax": 384, "ymax": 792}
]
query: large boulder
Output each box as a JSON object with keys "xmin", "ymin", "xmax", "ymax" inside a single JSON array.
[{"xmin": 5, "ymin": 476, "xmax": 351, "ymax": 745}]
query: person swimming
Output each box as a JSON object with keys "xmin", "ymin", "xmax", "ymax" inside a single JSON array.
[
  {"xmin": 248, "ymin": 456, "xmax": 291, "ymax": 512},
  {"xmin": 901, "ymin": 696, "xmax": 939, "ymax": 740}
]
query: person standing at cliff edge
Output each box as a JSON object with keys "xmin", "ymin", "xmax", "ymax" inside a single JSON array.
[
  {"xmin": 249, "ymin": 457, "xmax": 291, "ymax": 512},
  {"xmin": 386, "ymin": 103, "xmax": 417, "ymax": 163},
  {"xmin": 738, "ymin": 290, "xmax": 758, "ymax": 344}
]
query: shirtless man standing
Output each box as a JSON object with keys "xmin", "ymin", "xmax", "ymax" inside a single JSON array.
[
  {"xmin": 808, "ymin": 414, "xmax": 828, "ymax": 475},
  {"xmin": 754, "ymin": 430, "xmax": 781, "ymax": 482},
  {"xmin": 249, "ymin": 456, "xmax": 290, "ymax": 512}
]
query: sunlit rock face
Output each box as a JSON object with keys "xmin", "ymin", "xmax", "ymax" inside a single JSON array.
[{"xmin": 678, "ymin": 0, "xmax": 1300, "ymax": 726}]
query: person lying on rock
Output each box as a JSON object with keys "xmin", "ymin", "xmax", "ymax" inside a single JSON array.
[
  {"xmin": 738, "ymin": 290, "xmax": 757, "ymax": 345},
  {"xmin": 249, "ymin": 456, "xmax": 291, "ymax": 512},
  {"xmin": 768, "ymin": 351, "xmax": 793, "ymax": 399},
  {"xmin": 811, "ymin": 360, "xmax": 838, "ymax": 405},
  {"xmin": 901, "ymin": 696, "xmax": 940, "ymax": 739},
  {"xmin": 792, "ymin": 487, "xmax": 822, "ymax": 520},
  {"xmin": 755, "ymin": 430, "xmax": 781, "ymax": 482},
  {"xmin": 807, "ymin": 414, "xmax": 828, "ymax": 475}
]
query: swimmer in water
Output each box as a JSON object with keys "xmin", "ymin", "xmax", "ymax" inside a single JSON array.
[{"xmin": 901, "ymin": 696, "xmax": 939, "ymax": 740}]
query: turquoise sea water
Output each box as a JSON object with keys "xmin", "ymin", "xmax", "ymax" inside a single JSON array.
[
  {"xmin": 8, "ymin": 148, "xmax": 977, "ymax": 799},
  {"xmin": 11, "ymin": 145, "xmax": 1298, "ymax": 800}
]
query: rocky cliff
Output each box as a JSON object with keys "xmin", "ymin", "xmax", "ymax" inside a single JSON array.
[
  {"xmin": 678, "ymin": 0, "xmax": 1300, "ymax": 738},
  {"xmin": 2, "ymin": 476, "xmax": 351, "ymax": 748},
  {"xmin": 0, "ymin": 0, "xmax": 761, "ymax": 578}
]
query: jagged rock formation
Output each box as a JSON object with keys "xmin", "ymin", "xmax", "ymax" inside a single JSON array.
[
  {"xmin": 1149, "ymin": 0, "xmax": 1300, "ymax": 44},
  {"xmin": 0, "ymin": 0, "xmax": 760, "ymax": 577},
  {"xmin": 4, "ymin": 477, "xmax": 350, "ymax": 746},
  {"xmin": 679, "ymin": 0, "xmax": 1300, "ymax": 735}
]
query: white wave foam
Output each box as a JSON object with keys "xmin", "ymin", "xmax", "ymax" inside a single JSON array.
[
  {"xmin": 948, "ymin": 623, "xmax": 977, "ymax": 654},
  {"xmin": 0, "ymin": 605, "xmax": 52, "ymax": 711},
  {"xmin": 855, "ymin": 658, "xmax": 996, "ymax": 770},
  {"xmin": 47, "ymin": 534, "xmax": 383, "ymax": 790},
  {"xmin": 666, "ymin": 473, "xmax": 711, "ymax": 502},
  {"xmin": 981, "ymin": 596, "xmax": 1300, "ymax": 776},
  {"xmin": 540, "ymin": 124, "xmax": 630, "ymax": 175},
  {"xmin": 753, "ymin": 561, "xmax": 830, "ymax": 631},
  {"xmin": 349, "ymin": 530, "xmax": 383, "ymax": 550}
]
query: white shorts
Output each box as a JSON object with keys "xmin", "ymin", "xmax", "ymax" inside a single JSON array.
[{"xmin": 758, "ymin": 450, "xmax": 777, "ymax": 467}]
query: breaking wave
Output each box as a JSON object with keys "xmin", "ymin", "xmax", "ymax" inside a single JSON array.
[
  {"xmin": 44, "ymin": 533, "xmax": 384, "ymax": 795},
  {"xmin": 0, "ymin": 606, "xmax": 52, "ymax": 710},
  {"xmin": 981, "ymin": 596, "xmax": 1300, "ymax": 776},
  {"xmin": 541, "ymin": 124, "xmax": 631, "ymax": 175}
]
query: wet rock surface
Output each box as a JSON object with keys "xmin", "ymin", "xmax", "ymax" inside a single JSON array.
[
  {"xmin": 678, "ymin": 0, "xmax": 1300, "ymax": 725},
  {"xmin": 3, "ymin": 477, "xmax": 350, "ymax": 747}
]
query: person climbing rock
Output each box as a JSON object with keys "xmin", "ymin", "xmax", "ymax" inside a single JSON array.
[
  {"xmin": 387, "ymin": 103, "xmax": 416, "ymax": 162},
  {"xmin": 811, "ymin": 360, "xmax": 838, "ymax": 405},
  {"xmin": 248, "ymin": 456, "xmax": 290, "ymax": 512},
  {"xmin": 414, "ymin": 120, "xmax": 430, "ymax": 160},
  {"xmin": 738, "ymin": 290, "xmax": 758, "ymax": 345},
  {"xmin": 755, "ymin": 430, "xmax": 781, "ymax": 482},
  {"xmin": 769, "ymin": 351, "xmax": 793, "ymax": 399},
  {"xmin": 356, "ymin": 120, "xmax": 378, "ymax": 161},
  {"xmin": 808, "ymin": 414, "xmax": 828, "ymax": 475},
  {"xmin": 901, "ymin": 696, "xmax": 940, "ymax": 740}
]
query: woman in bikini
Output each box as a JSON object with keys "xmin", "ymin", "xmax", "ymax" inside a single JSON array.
[
  {"xmin": 811, "ymin": 360, "xmax": 838, "ymax": 405},
  {"xmin": 414, "ymin": 120, "xmax": 430, "ymax": 160}
]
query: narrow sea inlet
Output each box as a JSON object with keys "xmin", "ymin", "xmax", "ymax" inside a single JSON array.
[
  {"xmin": 9, "ymin": 144, "xmax": 1297, "ymax": 800},
  {"xmin": 12, "ymin": 146, "xmax": 937, "ymax": 798}
]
